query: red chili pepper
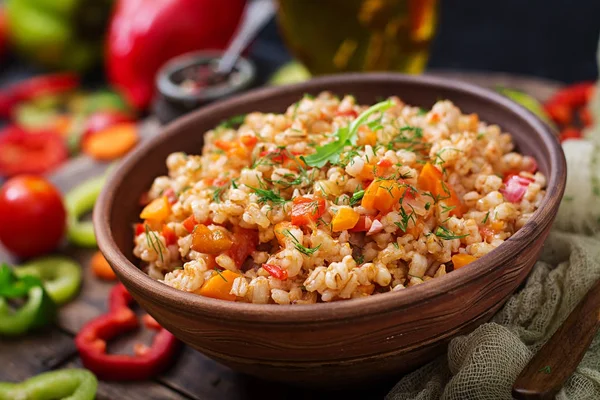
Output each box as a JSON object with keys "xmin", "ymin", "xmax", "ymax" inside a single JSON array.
[
  {"xmin": 579, "ymin": 107, "xmax": 593, "ymax": 127},
  {"xmin": 75, "ymin": 284, "xmax": 180, "ymax": 381},
  {"xmin": 106, "ymin": 0, "xmax": 246, "ymax": 110},
  {"xmin": 182, "ymin": 215, "xmax": 197, "ymax": 233},
  {"xmin": 262, "ymin": 263, "xmax": 288, "ymax": 280},
  {"xmin": 0, "ymin": 126, "xmax": 68, "ymax": 177},
  {"xmin": 226, "ymin": 226, "xmax": 259, "ymax": 268},
  {"xmin": 544, "ymin": 82, "xmax": 595, "ymax": 128},
  {"xmin": 0, "ymin": 73, "xmax": 79, "ymax": 118},
  {"xmin": 291, "ymin": 196, "xmax": 326, "ymax": 226}
]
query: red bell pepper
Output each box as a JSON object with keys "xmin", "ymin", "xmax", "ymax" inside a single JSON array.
[
  {"xmin": 0, "ymin": 126, "xmax": 68, "ymax": 177},
  {"xmin": 106, "ymin": 0, "xmax": 246, "ymax": 110},
  {"xmin": 75, "ymin": 284, "xmax": 180, "ymax": 381},
  {"xmin": 262, "ymin": 263, "xmax": 288, "ymax": 280},
  {"xmin": 0, "ymin": 73, "xmax": 79, "ymax": 118},
  {"xmin": 226, "ymin": 226, "xmax": 258, "ymax": 268}
]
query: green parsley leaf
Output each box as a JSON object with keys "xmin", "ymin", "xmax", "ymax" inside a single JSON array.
[{"xmin": 302, "ymin": 100, "xmax": 394, "ymax": 167}]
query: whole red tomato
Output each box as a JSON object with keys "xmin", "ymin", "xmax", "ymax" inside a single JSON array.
[{"xmin": 0, "ymin": 175, "xmax": 66, "ymax": 258}]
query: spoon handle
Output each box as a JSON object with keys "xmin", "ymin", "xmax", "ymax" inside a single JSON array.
[
  {"xmin": 216, "ymin": 0, "xmax": 277, "ymax": 74},
  {"xmin": 512, "ymin": 279, "xmax": 600, "ymax": 399}
]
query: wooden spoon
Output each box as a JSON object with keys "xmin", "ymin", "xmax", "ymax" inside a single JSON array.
[{"xmin": 512, "ymin": 279, "xmax": 600, "ymax": 399}]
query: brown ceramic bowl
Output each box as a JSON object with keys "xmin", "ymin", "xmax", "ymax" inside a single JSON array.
[{"xmin": 94, "ymin": 73, "xmax": 566, "ymax": 387}]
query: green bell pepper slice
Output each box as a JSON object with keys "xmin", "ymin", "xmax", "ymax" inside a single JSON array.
[
  {"xmin": 0, "ymin": 265, "xmax": 56, "ymax": 337},
  {"xmin": 0, "ymin": 368, "xmax": 97, "ymax": 400},
  {"xmin": 15, "ymin": 256, "xmax": 82, "ymax": 305},
  {"xmin": 66, "ymin": 175, "xmax": 106, "ymax": 247}
]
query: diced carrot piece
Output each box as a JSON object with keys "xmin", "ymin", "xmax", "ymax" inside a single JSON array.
[
  {"xmin": 140, "ymin": 196, "xmax": 171, "ymax": 221},
  {"xmin": 274, "ymin": 221, "xmax": 294, "ymax": 245},
  {"xmin": 182, "ymin": 215, "xmax": 197, "ymax": 233},
  {"xmin": 82, "ymin": 122, "xmax": 138, "ymax": 161},
  {"xmin": 191, "ymin": 224, "xmax": 233, "ymax": 254},
  {"xmin": 291, "ymin": 196, "xmax": 326, "ymax": 226},
  {"xmin": 418, "ymin": 162, "xmax": 443, "ymax": 193},
  {"xmin": 362, "ymin": 180, "xmax": 413, "ymax": 213},
  {"xmin": 90, "ymin": 251, "xmax": 117, "ymax": 280},
  {"xmin": 162, "ymin": 224, "xmax": 177, "ymax": 246},
  {"xmin": 418, "ymin": 163, "xmax": 463, "ymax": 217},
  {"xmin": 357, "ymin": 164, "xmax": 375, "ymax": 180},
  {"xmin": 214, "ymin": 140, "xmax": 234, "ymax": 151},
  {"xmin": 332, "ymin": 207, "xmax": 361, "ymax": 232},
  {"xmin": 452, "ymin": 254, "xmax": 477, "ymax": 269},
  {"xmin": 198, "ymin": 270, "xmax": 239, "ymax": 301}
]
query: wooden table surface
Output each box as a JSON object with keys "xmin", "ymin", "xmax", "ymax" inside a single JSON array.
[{"xmin": 0, "ymin": 72, "xmax": 562, "ymax": 400}]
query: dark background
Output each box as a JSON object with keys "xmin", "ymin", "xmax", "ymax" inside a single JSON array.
[
  {"xmin": 2, "ymin": 0, "xmax": 600, "ymax": 86},
  {"xmin": 252, "ymin": 0, "xmax": 600, "ymax": 84}
]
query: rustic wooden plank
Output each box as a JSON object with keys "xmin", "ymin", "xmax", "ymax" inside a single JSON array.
[
  {"xmin": 0, "ymin": 328, "xmax": 77, "ymax": 382},
  {"xmin": 64, "ymin": 360, "xmax": 191, "ymax": 400}
]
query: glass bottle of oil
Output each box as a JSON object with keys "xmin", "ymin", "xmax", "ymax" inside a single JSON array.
[{"xmin": 277, "ymin": 0, "xmax": 439, "ymax": 75}]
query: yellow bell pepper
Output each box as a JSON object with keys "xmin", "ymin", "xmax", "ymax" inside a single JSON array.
[
  {"xmin": 140, "ymin": 196, "xmax": 171, "ymax": 222},
  {"xmin": 451, "ymin": 254, "xmax": 477, "ymax": 269},
  {"xmin": 198, "ymin": 270, "xmax": 239, "ymax": 301},
  {"xmin": 332, "ymin": 207, "xmax": 360, "ymax": 232}
]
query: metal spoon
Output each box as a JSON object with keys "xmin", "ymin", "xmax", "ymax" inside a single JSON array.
[{"xmin": 213, "ymin": 0, "xmax": 277, "ymax": 77}]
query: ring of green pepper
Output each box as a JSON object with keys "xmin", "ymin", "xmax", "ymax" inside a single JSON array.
[
  {"xmin": 0, "ymin": 265, "xmax": 56, "ymax": 337},
  {"xmin": 0, "ymin": 368, "xmax": 97, "ymax": 400},
  {"xmin": 15, "ymin": 256, "xmax": 82, "ymax": 305},
  {"xmin": 66, "ymin": 175, "xmax": 106, "ymax": 247}
]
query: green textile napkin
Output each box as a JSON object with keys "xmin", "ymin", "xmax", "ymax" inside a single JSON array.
[{"xmin": 387, "ymin": 231, "xmax": 600, "ymax": 400}]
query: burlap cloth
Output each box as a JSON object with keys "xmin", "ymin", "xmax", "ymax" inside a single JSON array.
[{"xmin": 388, "ymin": 65, "xmax": 600, "ymax": 399}]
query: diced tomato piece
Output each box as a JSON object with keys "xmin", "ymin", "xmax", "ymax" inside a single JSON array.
[
  {"xmin": 164, "ymin": 188, "xmax": 178, "ymax": 204},
  {"xmin": 291, "ymin": 196, "xmax": 326, "ymax": 226},
  {"xmin": 214, "ymin": 140, "xmax": 234, "ymax": 151},
  {"xmin": 500, "ymin": 175, "xmax": 532, "ymax": 203},
  {"xmin": 377, "ymin": 159, "xmax": 393, "ymax": 169},
  {"xmin": 335, "ymin": 109, "xmax": 358, "ymax": 118},
  {"xmin": 240, "ymin": 134, "xmax": 258, "ymax": 147},
  {"xmin": 226, "ymin": 227, "xmax": 259, "ymax": 268},
  {"xmin": 162, "ymin": 224, "xmax": 178, "ymax": 246},
  {"xmin": 262, "ymin": 263, "xmax": 288, "ymax": 280},
  {"xmin": 135, "ymin": 223, "xmax": 146, "ymax": 236},
  {"xmin": 259, "ymin": 149, "xmax": 285, "ymax": 163},
  {"xmin": 349, "ymin": 215, "xmax": 373, "ymax": 232},
  {"xmin": 182, "ymin": 215, "xmax": 197, "ymax": 233}
]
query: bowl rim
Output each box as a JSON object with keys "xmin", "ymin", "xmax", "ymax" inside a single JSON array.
[{"xmin": 95, "ymin": 72, "xmax": 566, "ymax": 324}]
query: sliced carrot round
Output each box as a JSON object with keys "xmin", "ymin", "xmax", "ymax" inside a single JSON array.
[
  {"xmin": 82, "ymin": 122, "xmax": 138, "ymax": 161},
  {"xmin": 90, "ymin": 250, "xmax": 117, "ymax": 280}
]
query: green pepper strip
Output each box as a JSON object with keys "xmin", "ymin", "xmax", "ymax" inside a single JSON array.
[
  {"xmin": 66, "ymin": 175, "xmax": 106, "ymax": 247},
  {"xmin": 0, "ymin": 368, "xmax": 97, "ymax": 400},
  {"xmin": 0, "ymin": 265, "xmax": 56, "ymax": 336},
  {"xmin": 15, "ymin": 256, "xmax": 82, "ymax": 305}
]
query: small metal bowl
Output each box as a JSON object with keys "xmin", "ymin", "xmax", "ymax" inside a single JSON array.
[{"xmin": 153, "ymin": 51, "xmax": 256, "ymax": 124}]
